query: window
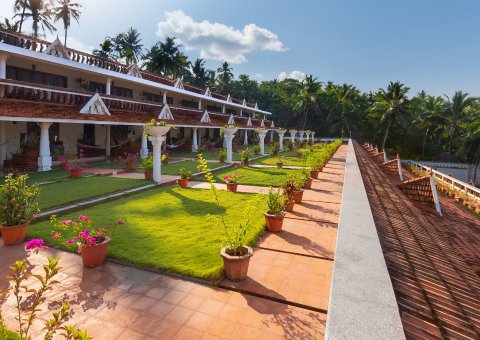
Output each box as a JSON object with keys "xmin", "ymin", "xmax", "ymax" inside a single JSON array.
[
  {"xmin": 166, "ymin": 96, "xmax": 173, "ymax": 105},
  {"xmin": 181, "ymin": 99, "xmax": 198, "ymax": 109},
  {"xmin": 6, "ymin": 66, "xmax": 67, "ymax": 87},
  {"xmin": 206, "ymin": 105, "xmax": 222, "ymax": 113},
  {"xmin": 88, "ymin": 81, "xmax": 106, "ymax": 93},
  {"xmin": 144, "ymin": 92, "xmax": 162, "ymax": 103},
  {"xmin": 111, "ymin": 86, "xmax": 133, "ymax": 98},
  {"xmin": 82, "ymin": 124, "xmax": 95, "ymax": 144}
]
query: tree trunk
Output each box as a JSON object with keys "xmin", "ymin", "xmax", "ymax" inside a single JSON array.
[
  {"xmin": 382, "ymin": 121, "xmax": 391, "ymax": 150},
  {"xmin": 448, "ymin": 131, "xmax": 454, "ymax": 162},
  {"xmin": 302, "ymin": 111, "xmax": 308, "ymax": 130},
  {"xmin": 422, "ymin": 127, "xmax": 429, "ymax": 157},
  {"xmin": 474, "ymin": 151, "xmax": 479, "ymax": 185},
  {"xmin": 64, "ymin": 28, "xmax": 68, "ymax": 46},
  {"xmin": 19, "ymin": 7, "xmax": 26, "ymax": 33}
]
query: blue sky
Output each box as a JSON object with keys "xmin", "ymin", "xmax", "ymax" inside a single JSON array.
[{"xmin": 2, "ymin": 0, "xmax": 480, "ymax": 96}]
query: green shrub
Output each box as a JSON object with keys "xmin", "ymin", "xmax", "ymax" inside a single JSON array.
[
  {"xmin": 0, "ymin": 174, "xmax": 39, "ymax": 226},
  {"xmin": 266, "ymin": 188, "xmax": 284, "ymax": 215}
]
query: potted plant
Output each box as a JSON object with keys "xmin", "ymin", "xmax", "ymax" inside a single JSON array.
[
  {"xmin": 224, "ymin": 173, "xmax": 242, "ymax": 192},
  {"xmin": 253, "ymin": 144, "xmax": 261, "ymax": 155},
  {"xmin": 241, "ymin": 148, "xmax": 250, "ymax": 166},
  {"xmin": 282, "ymin": 178, "xmax": 296, "ymax": 211},
  {"xmin": 50, "ymin": 214, "xmax": 122, "ymax": 267},
  {"xmin": 162, "ymin": 153, "xmax": 169, "ymax": 164},
  {"xmin": 276, "ymin": 156, "xmax": 287, "ymax": 168},
  {"xmin": 145, "ymin": 119, "xmax": 171, "ymax": 137},
  {"xmin": 70, "ymin": 149, "xmax": 87, "ymax": 178},
  {"xmin": 197, "ymin": 154, "xmax": 259, "ymax": 281},
  {"xmin": 118, "ymin": 152, "xmax": 139, "ymax": 170},
  {"xmin": 178, "ymin": 168, "xmax": 192, "ymax": 188},
  {"xmin": 218, "ymin": 149, "xmax": 227, "ymax": 163},
  {"xmin": 272, "ymin": 142, "xmax": 280, "ymax": 157},
  {"xmin": 264, "ymin": 188, "xmax": 285, "ymax": 232},
  {"xmin": 57, "ymin": 154, "xmax": 69, "ymax": 171},
  {"xmin": 141, "ymin": 155, "xmax": 153, "ymax": 179},
  {"xmin": 0, "ymin": 174, "xmax": 40, "ymax": 245},
  {"xmin": 292, "ymin": 173, "xmax": 306, "ymax": 203}
]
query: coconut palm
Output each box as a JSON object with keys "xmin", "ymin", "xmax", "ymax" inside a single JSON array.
[
  {"xmin": 13, "ymin": 0, "xmax": 27, "ymax": 33},
  {"xmin": 53, "ymin": 0, "xmax": 82, "ymax": 46},
  {"xmin": 189, "ymin": 58, "xmax": 209, "ymax": 88},
  {"xmin": 0, "ymin": 18, "xmax": 21, "ymax": 32},
  {"xmin": 294, "ymin": 75, "xmax": 321, "ymax": 130},
  {"xmin": 143, "ymin": 37, "xmax": 189, "ymax": 78},
  {"xmin": 326, "ymin": 83, "xmax": 362, "ymax": 138},
  {"xmin": 443, "ymin": 91, "xmax": 476, "ymax": 161},
  {"xmin": 114, "ymin": 28, "xmax": 143, "ymax": 66},
  {"xmin": 18, "ymin": 0, "xmax": 56, "ymax": 38},
  {"xmin": 458, "ymin": 113, "xmax": 480, "ymax": 183},
  {"xmin": 92, "ymin": 38, "xmax": 116, "ymax": 61},
  {"xmin": 216, "ymin": 61, "xmax": 234, "ymax": 94},
  {"xmin": 370, "ymin": 81, "xmax": 410, "ymax": 149}
]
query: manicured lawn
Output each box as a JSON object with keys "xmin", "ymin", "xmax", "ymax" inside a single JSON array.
[
  {"xmin": 200, "ymin": 166, "xmax": 299, "ymax": 187},
  {"xmin": 37, "ymin": 176, "xmax": 150, "ymax": 210},
  {"xmin": 1, "ymin": 169, "xmax": 73, "ymax": 185},
  {"xmin": 252, "ymin": 156, "xmax": 307, "ymax": 167},
  {"xmin": 170, "ymin": 144, "xmax": 273, "ymax": 161},
  {"xmin": 162, "ymin": 160, "xmax": 224, "ymax": 175},
  {"xmin": 29, "ymin": 187, "xmax": 267, "ymax": 281}
]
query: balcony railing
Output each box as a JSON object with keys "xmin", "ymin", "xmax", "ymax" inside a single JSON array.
[{"xmin": 0, "ymin": 29, "xmax": 259, "ymax": 110}]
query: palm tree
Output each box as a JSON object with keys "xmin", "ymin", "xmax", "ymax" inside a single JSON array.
[
  {"xmin": 443, "ymin": 91, "xmax": 475, "ymax": 161},
  {"xmin": 216, "ymin": 61, "xmax": 234, "ymax": 94},
  {"xmin": 13, "ymin": 0, "xmax": 27, "ymax": 33},
  {"xmin": 326, "ymin": 83, "xmax": 362, "ymax": 138},
  {"xmin": 143, "ymin": 37, "xmax": 190, "ymax": 78},
  {"xmin": 0, "ymin": 18, "xmax": 21, "ymax": 32},
  {"xmin": 189, "ymin": 58, "xmax": 209, "ymax": 88},
  {"xmin": 458, "ymin": 114, "xmax": 480, "ymax": 184},
  {"xmin": 53, "ymin": 0, "xmax": 82, "ymax": 46},
  {"xmin": 370, "ymin": 81, "xmax": 410, "ymax": 149},
  {"xmin": 18, "ymin": 0, "xmax": 56, "ymax": 38},
  {"xmin": 294, "ymin": 75, "xmax": 321, "ymax": 130},
  {"xmin": 92, "ymin": 38, "xmax": 116, "ymax": 61},
  {"xmin": 119, "ymin": 28, "xmax": 143, "ymax": 65}
]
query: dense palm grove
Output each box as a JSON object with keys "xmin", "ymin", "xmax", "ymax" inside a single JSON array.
[{"xmin": 1, "ymin": 1, "xmax": 479, "ymax": 168}]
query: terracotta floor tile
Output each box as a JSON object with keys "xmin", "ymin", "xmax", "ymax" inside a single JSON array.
[
  {"xmin": 185, "ymin": 311, "xmax": 215, "ymax": 330},
  {"xmin": 197, "ymin": 299, "xmax": 225, "ymax": 316},
  {"xmin": 130, "ymin": 295, "xmax": 159, "ymax": 311},
  {"xmin": 149, "ymin": 319, "xmax": 183, "ymax": 338},
  {"xmin": 162, "ymin": 290, "xmax": 188, "ymax": 304},
  {"xmin": 230, "ymin": 324, "xmax": 263, "ymax": 339},
  {"xmin": 219, "ymin": 303, "xmax": 245, "ymax": 322},
  {"xmin": 207, "ymin": 317, "xmax": 237, "ymax": 337},
  {"xmin": 117, "ymin": 329, "xmax": 146, "ymax": 340},
  {"xmin": 129, "ymin": 314, "xmax": 161, "ymax": 334},
  {"xmin": 165, "ymin": 305, "xmax": 195, "ymax": 324},
  {"xmin": 148, "ymin": 300, "xmax": 176, "ymax": 318}
]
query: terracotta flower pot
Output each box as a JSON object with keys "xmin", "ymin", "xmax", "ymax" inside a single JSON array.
[
  {"xmin": 226, "ymin": 183, "xmax": 238, "ymax": 192},
  {"xmin": 285, "ymin": 200, "xmax": 295, "ymax": 212},
  {"xmin": 220, "ymin": 246, "xmax": 253, "ymax": 281},
  {"xmin": 0, "ymin": 224, "xmax": 28, "ymax": 246},
  {"xmin": 70, "ymin": 169, "xmax": 82, "ymax": 178},
  {"xmin": 276, "ymin": 163, "xmax": 283, "ymax": 168},
  {"xmin": 178, "ymin": 178, "xmax": 189, "ymax": 188},
  {"xmin": 162, "ymin": 157, "xmax": 169, "ymax": 165},
  {"xmin": 297, "ymin": 152, "xmax": 302, "ymax": 158},
  {"xmin": 310, "ymin": 170, "xmax": 319, "ymax": 179},
  {"xmin": 243, "ymin": 160, "xmax": 249, "ymax": 166},
  {"xmin": 144, "ymin": 170, "xmax": 153, "ymax": 179},
  {"xmin": 219, "ymin": 156, "xmax": 226, "ymax": 163},
  {"xmin": 303, "ymin": 178, "xmax": 313, "ymax": 189},
  {"xmin": 293, "ymin": 190, "xmax": 304, "ymax": 204},
  {"xmin": 126, "ymin": 162, "xmax": 135, "ymax": 170},
  {"xmin": 60, "ymin": 163, "xmax": 69, "ymax": 171},
  {"xmin": 80, "ymin": 237, "xmax": 110, "ymax": 268},
  {"xmin": 264, "ymin": 212, "xmax": 285, "ymax": 232}
]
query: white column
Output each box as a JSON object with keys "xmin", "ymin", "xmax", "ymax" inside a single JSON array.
[
  {"xmin": 192, "ymin": 127, "xmax": 198, "ymax": 152},
  {"xmin": 198, "ymin": 128, "xmax": 202, "ymax": 149},
  {"xmin": 311, "ymin": 132, "xmax": 315, "ymax": 142},
  {"xmin": 278, "ymin": 131, "xmax": 285, "ymax": 151},
  {"xmin": 0, "ymin": 121, "xmax": 6, "ymax": 167},
  {"xmin": 305, "ymin": 132, "xmax": 310, "ymax": 143},
  {"xmin": 37, "ymin": 122, "xmax": 52, "ymax": 172},
  {"xmin": 299, "ymin": 131, "xmax": 305, "ymax": 142},
  {"xmin": 258, "ymin": 130, "xmax": 268, "ymax": 156},
  {"xmin": 148, "ymin": 135, "xmax": 166, "ymax": 183},
  {"xmin": 0, "ymin": 54, "xmax": 8, "ymax": 79},
  {"xmin": 106, "ymin": 77, "xmax": 112, "ymax": 95},
  {"xmin": 223, "ymin": 129, "xmax": 237, "ymax": 163},
  {"xmin": 105, "ymin": 125, "xmax": 111, "ymax": 157},
  {"xmin": 140, "ymin": 127, "xmax": 148, "ymax": 157},
  {"xmin": 198, "ymin": 99, "xmax": 202, "ymax": 110},
  {"xmin": 270, "ymin": 130, "xmax": 274, "ymax": 143},
  {"xmin": 289, "ymin": 131, "xmax": 297, "ymax": 147},
  {"xmin": 222, "ymin": 105, "xmax": 226, "ymax": 114},
  {"xmin": 244, "ymin": 129, "xmax": 248, "ymax": 146},
  {"xmin": 162, "ymin": 91, "xmax": 167, "ymax": 104}
]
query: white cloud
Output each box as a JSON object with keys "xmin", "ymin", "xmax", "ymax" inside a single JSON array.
[
  {"xmin": 254, "ymin": 73, "xmax": 264, "ymax": 79},
  {"xmin": 277, "ymin": 70, "xmax": 306, "ymax": 81},
  {"xmin": 156, "ymin": 10, "xmax": 285, "ymax": 64}
]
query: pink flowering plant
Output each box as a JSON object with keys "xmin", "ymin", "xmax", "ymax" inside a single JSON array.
[
  {"xmin": 50, "ymin": 214, "xmax": 124, "ymax": 251},
  {"xmin": 70, "ymin": 149, "xmax": 88, "ymax": 170},
  {"xmin": 25, "ymin": 238, "xmax": 48, "ymax": 253},
  {"xmin": 117, "ymin": 152, "xmax": 139, "ymax": 164},
  {"xmin": 223, "ymin": 173, "xmax": 242, "ymax": 184}
]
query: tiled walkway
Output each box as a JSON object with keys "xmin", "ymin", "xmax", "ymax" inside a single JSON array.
[
  {"xmin": 0, "ymin": 145, "xmax": 348, "ymax": 339},
  {"xmin": 355, "ymin": 141, "xmax": 480, "ymax": 339}
]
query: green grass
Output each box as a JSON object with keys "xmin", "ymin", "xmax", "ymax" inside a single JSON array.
[
  {"xmin": 200, "ymin": 166, "xmax": 299, "ymax": 187},
  {"xmin": 252, "ymin": 156, "xmax": 307, "ymax": 167},
  {"xmin": 162, "ymin": 160, "xmax": 224, "ymax": 175},
  {"xmin": 1, "ymin": 169, "xmax": 73, "ymax": 185},
  {"xmin": 29, "ymin": 187, "xmax": 267, "ymax": 281},
  {"xmin": 0, "ymin": 327, "xmax": 20, "ymax": 340},
  {"xmin": 37, "ymin": 176, "xmax": 149, "ymax": 210},
  {"xmin": 170, "ymin": 144, "xmax": 273, "ymax": 161}
]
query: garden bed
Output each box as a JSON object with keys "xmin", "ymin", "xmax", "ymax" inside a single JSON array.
[
  {"xmin": 29, "ymin": 187, "xmax": 266, "ymax": 281},
  {"xmin": 200, "ymin": 166, "xmax": 299, "ymax": 187}
]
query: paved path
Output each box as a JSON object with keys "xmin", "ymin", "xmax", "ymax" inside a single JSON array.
[{"xmin": 0, "ymin": 145, "xmax": 348, "ymax": 339}]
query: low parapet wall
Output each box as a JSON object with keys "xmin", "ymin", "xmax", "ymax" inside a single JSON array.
[{"xmin": 325, "ymin": 140, "xmax": 405, "ymax": 340}]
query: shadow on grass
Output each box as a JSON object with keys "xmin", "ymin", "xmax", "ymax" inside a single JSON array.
[{"xmin": 165, "ymin": 188, "xmax": 226, "ymax": 216}]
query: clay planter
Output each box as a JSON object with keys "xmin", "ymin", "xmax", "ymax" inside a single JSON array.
[
  {"xmin": 310, "ymin": 170, "xmax": 319, "ymax": 179},
  {"xmin": 60, "ymin": 163, "xmax": 69, "ymax": 171},
  {"xmin": 126, "ymin": 162, "xmax": 135, "ymax": 170},
  {"xmin": 303, "ymin": 178, "xmax": 313, "ymax": 189},
  {"xmin": 144, "ymin": 170, "xmax": 153, "ymax": 180},
  {"xmin": 285, "ymin": 200, "xmax": 295, "ymax": 212},
  {"xmin": 276, "ymin": 162, "xmax": 284, "ymax": 168},
  {"xmin": 264, "ymin": 212, "xmax": 285, "ymax": 232},
  {"xmin": 178, "ymin": 178, "xmax": 189, "ymax": 188},
  {"xmin": 162, "ymin": 157, "xmax": 169, "ymax": 165},
  {"xmin": 70, "ymin": 169, "xmax": 82, "ymax": 178},
  {"xmin": 243, "ymin": 160, "xmax": 250, "ymax": 166},
  {"xmin": 297, "ymin": 152, "xmax": 302, "ymax": 158},
  {"xmin": 219, "ymin": 156, "xmax": 226, "ymax": 163},
  {"xmin": 80, "ymin": 237, "xmax": 110, "ymax": 268},
  {"xmin": 220, "ymin": 246, "xmax": 253, "ymax": 281},
  {"xmin": 293, "ymin": 190, "xmax": 304, "ymax": 204},
  {"xmin": 226, "ymin": 183, "xmax": 238, "ymax": 192},
  {"xmin": 0, "ymin": 224, "xmax": 28, "ymax": 246}
]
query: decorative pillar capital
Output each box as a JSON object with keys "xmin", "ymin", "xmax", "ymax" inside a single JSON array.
[
  {"xmin": 148, "ymin": 135, "xmax": 166, "ymax": 146},
  {"xmin": 257, "ymin": 129, "xmax": 268, "ymax": 138}
]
